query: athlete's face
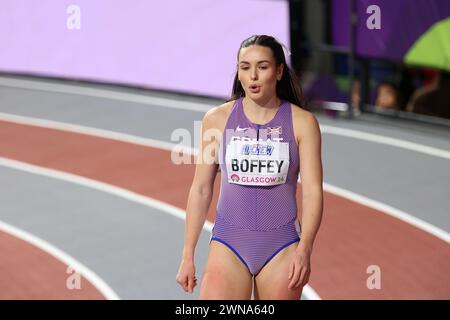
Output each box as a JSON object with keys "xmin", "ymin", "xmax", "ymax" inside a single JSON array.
[{"xmin": 238, "ymin": 45, "xmax": 283, "ymax": 100}]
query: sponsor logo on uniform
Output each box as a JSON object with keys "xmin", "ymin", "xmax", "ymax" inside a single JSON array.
[
  {"xmin": 241, "ymin": 144, "xmax": 274, "ymax": 156},
  {"xmin": 238, "ymin": 176, "xmax": 285, "ymax": 183},
  {"xmin": 235, "ymin": 126, "xmax": 249, "ymax": 132}
]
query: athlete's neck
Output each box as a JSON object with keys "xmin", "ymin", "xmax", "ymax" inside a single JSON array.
[{"xmin": 243, "ymin": 96, "xmax": 281, "ymax": 122}]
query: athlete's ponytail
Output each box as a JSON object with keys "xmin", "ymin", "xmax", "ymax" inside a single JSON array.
[{"xmin": 227, "ymin": 34, "xmax": 307, "ymax": 110}]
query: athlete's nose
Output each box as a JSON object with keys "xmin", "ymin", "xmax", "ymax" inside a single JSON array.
[{"xmin": 251, "ymin": 67, "xmax": 258, "ymax": 80}]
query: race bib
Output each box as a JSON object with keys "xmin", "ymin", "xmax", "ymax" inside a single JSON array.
[{"xmin": 225, "ymin": 137, "xmax": 290, "ymax": 186}]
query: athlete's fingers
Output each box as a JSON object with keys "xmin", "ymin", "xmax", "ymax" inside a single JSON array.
[
  {"xmin": 302, "ymin": 270, "xmax": 311, "ymax": 286},
  {"xmin": 296, "ymin": 267, "xmax": 310, "ymax": 288},
  {"xmin": 298, "ymin": 267, "xmax": 307, "ymax": 288},
  {"xmin": 184, "ymin": 277, "xmax": 190, "ymax": 291},
  {"xmin": 176, "ymin": 274, "xmax": 187, "ymax": 291},
  {"xmin": 288, "ymin": 264, "xmax": 300, "ymax": 289},
  {"xmin": 182, "ymin": 277, "xmax": 189, "ymax": 291},
  {"xmin": 188, "ymin": 276, "xmax": 194, "ymax": 293},
  {"xmin": 178, "ymin": 278, "xmax": 187, "ymax": 291},
  {"xmin": 288, "ymin": 261, "xmax": 294, "ymax": 280}
]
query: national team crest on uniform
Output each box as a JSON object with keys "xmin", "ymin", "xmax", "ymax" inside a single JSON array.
[{"xmin": 267, "ymin": 126, "xmax": 282, "ymax": 135}]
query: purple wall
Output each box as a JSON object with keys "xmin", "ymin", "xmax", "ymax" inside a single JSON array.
[
  {"xmin": 332, "ymin": 0, "xmax": 450, "ymax": 61},
  {"xmin": 0, "ymin": 0, "xmax": 290, "ymax": 98}
]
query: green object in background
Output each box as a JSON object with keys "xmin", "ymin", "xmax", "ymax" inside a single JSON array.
[
  {"xmin": 405, "ymin": 17, "xmax": 450, "ymax": 72},
  {"xmin": 334, "ymin": 75, "xmax": 351, "ymax": 92},
  {"xmin": 334, "ymin": 75, "xmax": 378, "ymax": 94}
]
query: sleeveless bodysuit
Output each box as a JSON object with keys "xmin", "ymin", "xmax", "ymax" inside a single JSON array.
[{"xmin": 210, "ymin": 96, "xmax": 301, "ymax": 276}]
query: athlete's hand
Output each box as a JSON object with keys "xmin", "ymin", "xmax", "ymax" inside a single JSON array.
[
  {"xmin": 176, "ymin": 259, "xmax": 197, "ymax": 293},
  {"xmin": 288, "ymin": 246, "xmax": 311, "ymax": 290}
]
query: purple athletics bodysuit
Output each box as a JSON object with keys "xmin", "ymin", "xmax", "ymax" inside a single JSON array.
[{"xmin": 210, "ymin": 96, "xmax": 301, "ymax": 276}]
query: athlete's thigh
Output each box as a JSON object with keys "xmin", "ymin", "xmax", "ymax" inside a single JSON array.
[
  {"xmin": 199, "ymin": 240, "xmax": 253, "ymax": 300},
  {"xmin": 254, "ymin": 241, "xmax": 302, "ymax": 300}
]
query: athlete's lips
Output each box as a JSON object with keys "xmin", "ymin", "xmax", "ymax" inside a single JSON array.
[{"xmin": 249, "ymin": 85, "xmax": 261, "ymax": 93}]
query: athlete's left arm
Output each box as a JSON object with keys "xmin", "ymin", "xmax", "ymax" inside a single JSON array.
[{"xmin": 296, "ymin": 110, "xmax": 324, "ymax": 253}]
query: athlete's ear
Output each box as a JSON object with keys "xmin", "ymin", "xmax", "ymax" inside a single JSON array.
[{"xmin": 277, "ymin": 63, "xmax": 284, "ymax": 81}]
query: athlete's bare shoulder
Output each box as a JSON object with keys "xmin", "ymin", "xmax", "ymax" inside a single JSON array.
[
  {"xmin": 289, "ymin": 103, "xmax": 320, "ymax": 145},
  {"xmin": 203, "ymin": 99, "xmax": 235, "ymax": 132},
  {"xmin": 290, "ymin": 102, "xmax": 313, "ymax": 121}
]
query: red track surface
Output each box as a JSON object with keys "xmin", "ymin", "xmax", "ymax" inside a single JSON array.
[
  {"xmin": 0, "ymin": 231, "xmax": 104, "ymax": 299},
  {"xmin": 0, "ymin": 120, "xmax": 449, "ymax": 299}
]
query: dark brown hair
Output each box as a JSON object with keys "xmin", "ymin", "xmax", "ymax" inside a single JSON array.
[{"xmin": 226, "ymin": 34, "xmax": 305, "ymax": 109}]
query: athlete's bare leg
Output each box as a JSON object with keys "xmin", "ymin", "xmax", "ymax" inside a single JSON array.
[
  {"xmin": 254, "ymin": 241, "xmax": 302, "ymax": 300},
  {"xmin": 199, "ymin": 240, "xmax": 253, "ymax": 300}
]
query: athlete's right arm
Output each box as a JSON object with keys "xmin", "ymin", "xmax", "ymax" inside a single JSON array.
[
  {"xmin": 176, "ymin": 106, "xmax": 222, "ymax": 292},
  {"xmin": 182, "ymin": 107, "xmax": 221, "ymax": 260}
]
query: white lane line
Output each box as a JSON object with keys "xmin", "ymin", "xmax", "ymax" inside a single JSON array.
[
  {"xmin": 322, "ymin": 183, "xmax": 450, "ymax": 244},
  {"xmin": 1, "ymin": 76, "xmax": 449, "ymax": 159},
  {"xmin": 1, "ymin": 110, "xmax": 449, "ymax": 163},
  {"xmin": 0, "ymin": 77, "xmax": 212, "ymax": 112},
  {"xmin": 0, "ymin": 113, "xmax": 448, "ymax": 243},
  {"xmin": 0, "ymin": 112, "xmax": 179, "ymax": 153},
  {"xmin": 320, "ymin": 125, "xmax": 450, "ymax": 160},
  {"xmin": 0, "ymin": 156, "xmax": 321, "ymax": 300},
  {"xmin": 0, "ymin": 219, "xmax": 120, "ymax": 300}
]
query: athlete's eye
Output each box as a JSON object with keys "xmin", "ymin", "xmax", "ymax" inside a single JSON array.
[{"xmin": 240, "ymin": 66, "xmax": 268, "ymax": 70}]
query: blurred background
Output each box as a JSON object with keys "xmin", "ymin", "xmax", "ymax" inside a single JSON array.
[
  {"xmin": 0, "ymin": 0, "xmax": 449, "ymax": 300},
  {"xmin": 2, "ymin": 0, "xmax": 449, "ymax": 122}
]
